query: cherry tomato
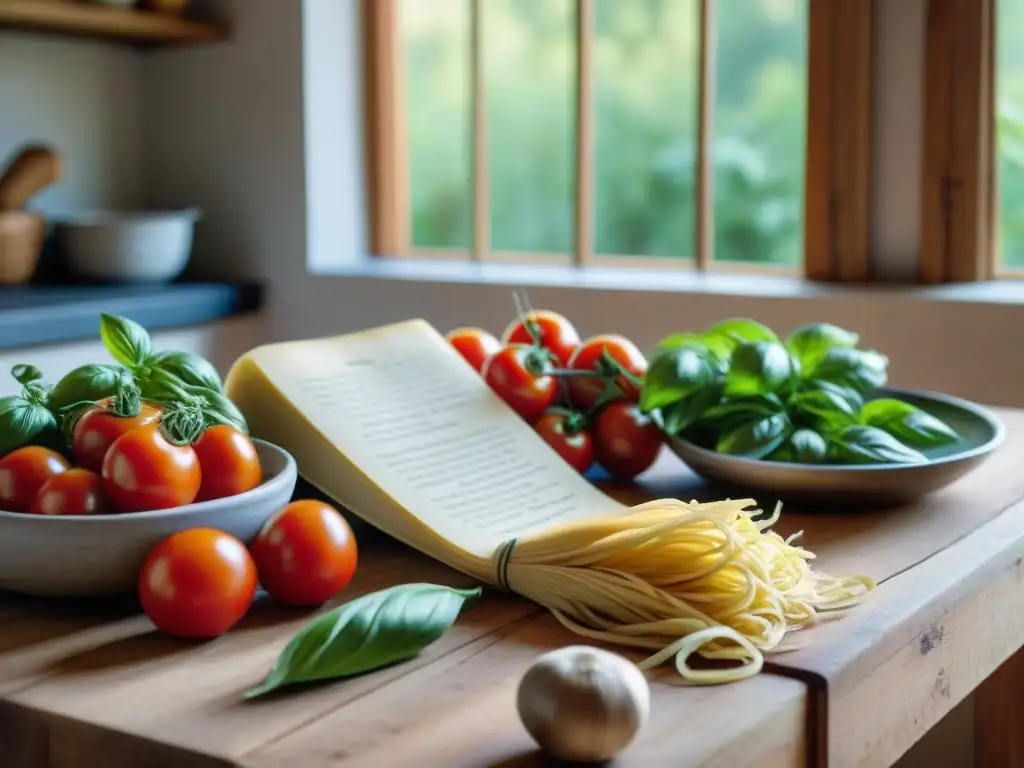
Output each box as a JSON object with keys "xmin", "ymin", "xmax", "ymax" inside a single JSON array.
[
  {"xmin": 446, "ymin": 327, "xmax": 502, "ymax": 373},
  {"xmin": 250, "ymin": 500, "xmax": 358, "ymax": 607},
  {"xmin": 482, "ymin": 345, "xmax": 559, "ymax": 423},
  {"xmin": 192, "ymin": 425, "xmax": 262, "ymax": 503},
  {"xmin": 72, "ymin": 397, "xmax": 163, "ymax": 473},
  {"xmin": 102, "ymin": 424, "xmax": 201, "ymax": 513},
  {"xmin": 567, "ymin": 335, "xmax": 648, "ymax": 411},
  {"xmin": 534, "ymin": 411, "xmax": 594, "ymax": 474},
  {"xmin": 139, "ymin": 527, "xmax": 257, "ymax": 639},
  {"xmin": 502, "ymin": 310, "xmax": 581, "ymax": 366},
  {"xmin": 0, "ymin": 446, "xmax": 71, "ymax": 513},
  {"xmin": 592, "ymin": 402, "xmax": 663, "ymax": 480},
  {"xmin": 30, "ymin": 468, "xmax": 112, "ymax": 516}
]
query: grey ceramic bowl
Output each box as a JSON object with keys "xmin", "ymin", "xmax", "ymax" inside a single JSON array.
[
  {"xmin": 0, "ymin": 440, "xmax": 297, "ymax": 598},
  {"xmin": 666, "ymin": 388, "xmax": 1005, "ymax": 507}
]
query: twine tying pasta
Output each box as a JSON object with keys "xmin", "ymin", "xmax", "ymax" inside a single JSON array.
[{"xmin": 492, "ymin": 498, "xmax": 874, "ymax": 685}]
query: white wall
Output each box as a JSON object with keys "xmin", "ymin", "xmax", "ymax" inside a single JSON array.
[{"xmin": 0, "ymin": 32, "xmax": 142, "ymax": 213}]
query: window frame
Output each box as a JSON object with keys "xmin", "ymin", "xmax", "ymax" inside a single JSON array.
[{"xmin": 361, "ymin": 0, "xmax": 873, "ymax": 282}]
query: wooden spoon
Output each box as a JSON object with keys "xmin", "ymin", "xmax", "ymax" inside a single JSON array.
[{"xmin": 0, "ymin": 145, "xmax": 62, "ymax": 210}]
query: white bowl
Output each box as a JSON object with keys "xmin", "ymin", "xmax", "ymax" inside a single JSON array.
[
  {"xmin": 55, "ymin": 208, "xmax": 201, "ymax": 283},
  {"xmin": 0, "ymin": 440, "xmax": 297, "ymax": 598}
]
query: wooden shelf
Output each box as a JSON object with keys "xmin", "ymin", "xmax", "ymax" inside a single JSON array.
[{"xmin": 0, "ymin": 0, "xmax": 229, "ymax": 46}]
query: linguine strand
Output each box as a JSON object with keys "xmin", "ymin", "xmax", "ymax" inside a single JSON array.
[{"xmin": 495, "ymin": 497, "xmax": 874, "ymax": 685}]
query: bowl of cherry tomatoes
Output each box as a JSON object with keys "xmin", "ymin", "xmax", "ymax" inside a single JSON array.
[{"xmin": 0, "ymin": 401, "xmax": 298, "ymax": 597}]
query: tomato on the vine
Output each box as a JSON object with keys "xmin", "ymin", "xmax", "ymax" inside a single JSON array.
[
  {"xmin": 482, "ymin": 345, "xmax": 559, "ymax": 423},
  {"xmin": 250, "ymin": 500, "xmax": 358, "ymax": 607},
  {"xmin": 102, "ymin": 423, "xmax": 201, "ymax": 513},
  {"xmin": 138, "ymin": 527, "xmax": 257, "ymax": 639},
  {"xmin": 30, "ymin": 468, "xmax": 112, "ymax": 516},
  {"xmin": 567, "ymin": 335, "xmax": 648, "ymax": 411},
  {"xmin": 592, "ymin": 402, "xmax": 662, "ymax": 480},
  {"xmin": 72, "ymin": 396, "xmax": 162, "ymax": 473},
  {"xmin": 0, "ymin": 446, "xmax": 70, "ymax": 513},
  {"xmin": 192, "ymin": 425, "xmax": 262, "ymax": 502},
  {"xmin": 446, "ymin": 327, "xmax": 502, "ymax": 373},
  {"xmin": 502, "ymin": 310, "xmax": 581, "ymax": 366},
  {"xmin": 534, "ymin": 410, "xmax": 594, "ymax": 474}
]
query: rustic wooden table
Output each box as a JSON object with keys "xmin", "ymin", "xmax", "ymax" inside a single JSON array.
[{"xmin": 1, "ymin": 408, "xmax": 1022, "ymax": 768}]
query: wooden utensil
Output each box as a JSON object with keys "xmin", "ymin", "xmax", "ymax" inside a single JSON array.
[
  {"xmin": 0, "ymin": 145, "xmax": 62, "ymax": 210},
  {"xmin": 0, "ymin": 210, "xmax": 46, "ymax": 285}
]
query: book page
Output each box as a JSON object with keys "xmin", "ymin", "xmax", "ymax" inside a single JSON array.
[{"xmin": 246, "ymin": 320, "xmax": 624, "ymax": 558}]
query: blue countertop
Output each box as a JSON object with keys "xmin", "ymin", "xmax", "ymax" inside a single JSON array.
[{"xmin": 0, "ymin": 282, "xmax": 263, "ymax": 350}]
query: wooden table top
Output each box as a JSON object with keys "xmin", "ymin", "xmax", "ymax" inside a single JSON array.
[{"xmin": 2, "ymin": 407, "xmax": 1023, "ymax": 768}]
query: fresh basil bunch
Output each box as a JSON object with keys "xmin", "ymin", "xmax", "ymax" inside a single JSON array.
[
  {"xmin": 48, "ymin": 313, "xmax": 246, "ymax": 434},
  {"xmin": 0, "ymin": 365, "xmax": 62, "ymax": 457},
  {"xmin": 643, "ymin": 319, "xmax": 960, "ymax": 465}
]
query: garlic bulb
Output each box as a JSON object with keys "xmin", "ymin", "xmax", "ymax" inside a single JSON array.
[{"xmin": 516, "ymin": 645, "xmax": 651, "ymax": 762}]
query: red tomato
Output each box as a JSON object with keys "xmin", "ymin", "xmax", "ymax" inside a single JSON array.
[
  {"xmin": 0, "ymin": 446, "xmax": 71, "ymax": 513},
  {"xmin": 192, "ymin": 425, "xmax": 262, "ymax": 503},
  {"xmin": 482, "ymin": 345, "xmax": 559, "ymax": 423},
  {"xmin": 102, "ymin": 424, "xmax": 201, "ymax": 513},
  {"xmin": 502, "ymin": 310, "xmax": 581, "ymax": 366},
  {"xmin": 250, "ymin": 500, "xmax": 358, "ymax": 607},
  {"xmin": 592, "ymin": 402, "xmax": 663, "ymax": 480},
  {"xmin": 29, "ymin": 468, "xmax": 112, "ymax": 516},
  {"xmin": 534, "ymin": 411, "xmax": 594, "ymax": 474},
  {"xmin": 139, "ymin": 527, "xmax": 257, "ymax": 639},
  {"xmin": 567, "ymin": 335, "xmax": 648, "ymax": 410},
  {"xmin": 72, "ymin": 398, "xmax": 163, "ymax": 473},
  {"xmin": 446, "ymin": 327, "xmax": 502, "ymax": 373}
]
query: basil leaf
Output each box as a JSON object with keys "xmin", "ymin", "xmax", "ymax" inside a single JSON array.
[
  {"xmin": 829, "ymin": 425, "xmax": 927, "ymax": 465},
  {"xmin": 47, "ymin": 364, "xmax": 129, "ymax": 413},
  {"xmin": 11, "ymin": 364, "xmax": 44, "ymax": 386},
  {"xmin": 100, "ymin": 313, "xmax": 152, "ymax": 368},
  {"xmin": 138, "ymin": 368, "xmax": 192, "ymax": 403},
  {"xmin": 660, "ymin": 375, "xmax": 725, "ymax": 435},
  {"xmin": 704, "ymin": 318, "xmax": 780, "ymax": 346},
  {"xmin": 725, "ymin": 341, "xmax": 793, "ymax": 396},
  {"xmin": 716, "ymin": 412, "xmax": 791, "ymax": 459},
  {"xmin": 0, "ymin": 396, "xmax": 59, "ymax": 457},
  {"xmin": 702, "ymin": 393, "xmax": 785, "ymax": 423},
  {"xmin": 861, "ymin": 398, "xmax": 959, "ymax": 448},
  {"xmin": 789, "ymin": 429, "xmax": 828, "ymax": 463},
  {"xmin": 790, "ymin": 380, "xmax": 863, "ymax": 431},
  {"xmin": 785, "ymin": 323, "xmax": 859, "ymax": 372},
  {"xmin": 183, "ymin": 384, "xmax": 249, "ymax": 433},
  {"xmin": 639, "ymin": 347, "xmax": 716, "ymax": 412},
  {"xmin": 246, "ymin": 584, "xmax": 482, "ymax": 699},
  {"xmin": 147, "ymin": 351, "xmax": 224, "ymax": 393},
  {"xmin": 807, "ymin": 348, "xmax": 888, "ymax": 395}
]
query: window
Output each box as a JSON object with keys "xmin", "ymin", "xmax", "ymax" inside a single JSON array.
[{"xmin": 362, "ymin": 0, "xmax": 873, "ymax": 281}]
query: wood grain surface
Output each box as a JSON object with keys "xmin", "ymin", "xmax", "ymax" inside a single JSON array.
[{"xmin": 2, "ymin": 407, "xmax": 1022, "ymax": 767}]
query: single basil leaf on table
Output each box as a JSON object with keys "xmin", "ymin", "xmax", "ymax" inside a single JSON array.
[
  {"xmin": 861, "ymin": 398, "xmax": 959, "ymax": 448},
  {"xmin": 724, "ymin": 341, "xmax": 793, "ymax": 397},
  {"xmin": 806, "ymin": 348, "xmax": 888, "ymax": 395},
  {"xmin": 784, "ymin": 323, "xmax": 859, "ymax": 372},
  {"xmin": 47, "ymin": 364, "xmax": 130, "ymax": 413},
  {"xmin": 146, "ymin": 350, "xmax": 224, "ymax": 393},
  {"xmin": 660, "ymin": 375, "xmax": 725, "ymax": 435},
  {"xmin": 246, "ymin": 584, "xmax": 483, "ymax": 699},
  {"xmin": 100, "ymin": 314, "xmax": 152, "ymax": 368},
  {"xmin": 639, "ymin": 347, "xmax": 716, "ymax": 412},
  {"xmin": 828, "ymin": 425, "xmax": 927, "ymax": 465},
  {"xmin": 716, "ymin": 412, "xmax": 792, "ymax": 460}
]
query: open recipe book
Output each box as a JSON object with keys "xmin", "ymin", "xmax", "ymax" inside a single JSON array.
[{"xmin": 224, "ymin": 319, "xmax": 872, "ymax": 683}]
